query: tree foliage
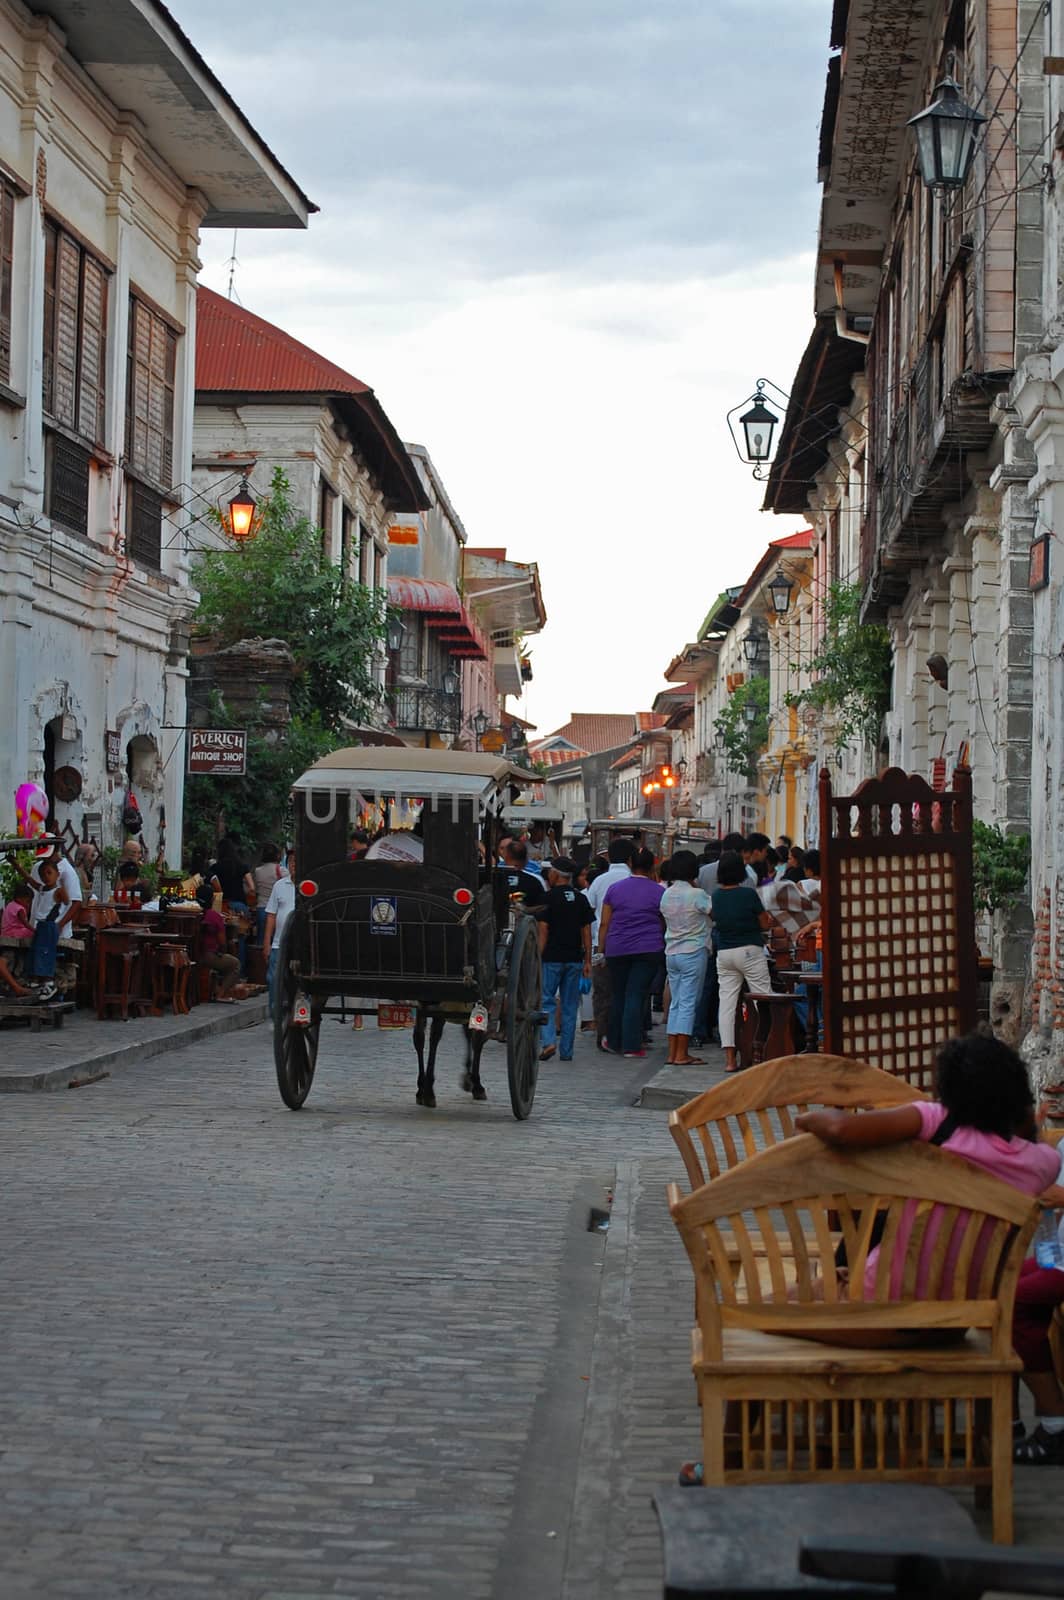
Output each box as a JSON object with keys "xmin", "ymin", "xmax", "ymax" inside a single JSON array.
[
  {"xmin": 972, "ymin": 820, "xmax": 1030, "ymax": 915},
  {"xmin": 715, "ymin": 675, "xmax": 770, "ymax": 779},
  {"xmin": 191, "ymin": 468, "xmax": 388, "ymax": 729},
  {"xmin": 183, "ymin": 470, "xmax": 390, "ymax": 864},
  {"xmin": 787, "ymin": 582, "xmax": 892, "ymax": 750}
]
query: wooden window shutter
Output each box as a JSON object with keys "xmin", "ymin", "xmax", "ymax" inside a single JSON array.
[
  {"xmin": 52, "ymin": 231, "xmax": 80, "ymax": 429},
  {"xmin": 42, "ymin": 221, "xmax": 56, "ymax": 414},
  {"xmin": 78, "ymin": 256, "xmax": 107, "ymax": 446},
  {"xmin": 126, "ymin": 297, "xmax": 176, "ymax": 489},
  {"xmin": 0, "ymin": 183, "xmax": 13, "ymax": 387}
]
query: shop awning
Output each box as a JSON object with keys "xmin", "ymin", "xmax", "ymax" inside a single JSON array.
[{"xmin": 387, "ymin": 576, "xmax": 488, "ymax": 661}]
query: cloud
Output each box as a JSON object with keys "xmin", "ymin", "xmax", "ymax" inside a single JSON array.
[
  {"xmin": 177, "ymin": 0, "xmax": 828, "ymax": 281},
  {"xmin": 173, "ymin": 0, "xmax": 832, "ymax": 732}
]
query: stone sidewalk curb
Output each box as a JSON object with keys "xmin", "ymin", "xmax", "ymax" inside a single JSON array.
[
  {"xmin": 637, "ymin": 1052, "xmax": 727, "ymax": 1110},
  {"xmin": 0, "ymin": 999, "xmax": 268, "ymax": 1093},
  {"xmin": 562, "ymin": 1156, "xmax": 639, "ymax": 1600}
]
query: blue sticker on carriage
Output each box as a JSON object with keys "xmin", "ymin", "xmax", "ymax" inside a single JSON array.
[{"xmin": 370, "ymin": 895, "xmax": 398, "ymax": 935}]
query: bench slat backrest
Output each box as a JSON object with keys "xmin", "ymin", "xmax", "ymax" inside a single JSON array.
[{"xmin": 669, "ymin": 1054, "xmax": 927, "ymax": 1189}]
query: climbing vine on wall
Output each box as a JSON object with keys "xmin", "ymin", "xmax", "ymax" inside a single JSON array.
[
  {"xmin": 714, "ymin": 676, "xmax": 770, "ymax": 779},
  {"xmin": 786, "ymin": 582, "xmax": 892, "ymax": 750}
]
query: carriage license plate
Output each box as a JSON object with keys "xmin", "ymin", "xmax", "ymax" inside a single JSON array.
[
  {"xmin": 377, "ymin": 1003, "xmax": 414, "ymax": 1029},
  {"xmin": 468, "ymin": 1004, "xmax": 489, "ymax": 1033}
]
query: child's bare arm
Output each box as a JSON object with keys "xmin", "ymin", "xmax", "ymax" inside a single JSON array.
[{"xmin": 795, "ymin": 1104, "xmax": 924, "ymax": 1148}]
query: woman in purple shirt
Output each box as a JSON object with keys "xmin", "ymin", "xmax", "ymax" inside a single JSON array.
[{"xmin": 596, "ymin": 847, "xmax": 664, "ymax": 1057}]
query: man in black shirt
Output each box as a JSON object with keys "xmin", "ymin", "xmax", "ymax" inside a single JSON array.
[
  {"xmin": 536, "ymin": 857, "xmax": 593, "ymax": 1061},
  {"xmin": 499, "ymin": 838, "xmax": 548, "ymax": 909}
]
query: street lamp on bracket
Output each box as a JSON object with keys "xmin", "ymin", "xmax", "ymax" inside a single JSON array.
[{"xmin": 726, "ymin": 378, "xmax": 789, "ymax": 481}]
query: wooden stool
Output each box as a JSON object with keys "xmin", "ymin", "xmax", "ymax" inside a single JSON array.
[
  {"xmin": 97, "ymin": 928, "xmax": 140, "ymax": 1020},
  {"xmin": 743, "ymin": 990, "xmax": 799, "ymax": 1065},
  {"xmin": 151, "ymin": 944, "xmax": 190, "ymax": 1015}
]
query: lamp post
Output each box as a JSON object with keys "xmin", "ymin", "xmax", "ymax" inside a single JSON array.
[{"xmin": 908, "ymin": 57, "xmax": 986, "ymax": 190}]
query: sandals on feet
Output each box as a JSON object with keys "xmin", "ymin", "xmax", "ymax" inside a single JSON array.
[
  {"xmin": 1014, "ymin": 1425, "xmax": 1064, "ymax": 1465},
  {"xmin": 539, "ymin": 1045, "xmax": 556, "ymax": 1061}
]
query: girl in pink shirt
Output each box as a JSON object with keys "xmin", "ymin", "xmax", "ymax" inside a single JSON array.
[
  {"xmin": 1, "ymin": 886, "xmax": 34, "ymax": 941},
  {"xmin": 798, "ymin": 1034, "xmax": 1061, "ymax": 1460}
]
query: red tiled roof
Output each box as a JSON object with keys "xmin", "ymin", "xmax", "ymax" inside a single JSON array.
[
  {"xmin": 534, "ymin": 747, "xmax": 591, "ymax": 767},
  {"xmin": 771, "ymin": 529, "xmax": 815, "ymax": 550},
  {"xmin": 537, "ymin": 713, "xmax": 635, "ymax": 755},
  {"xmin": 609, "ymin": 745, "xmax": 642, "ymax": 771},
  {"xmin": 195, "ymin": 288, "xmax": 428, "ymax": 513},
  {"xmin": 636, "ymin": 711, "xmax": 668, "ymax": 732}
]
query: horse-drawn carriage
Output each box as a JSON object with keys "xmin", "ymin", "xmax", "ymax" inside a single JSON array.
[{"xmin": 273, "ymin": 748, "xmax": 546, "ymax": 1119}]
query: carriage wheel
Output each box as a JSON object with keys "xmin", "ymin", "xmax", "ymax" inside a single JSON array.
[
  {"xmin": 273, "ymin": 922, "xmax": 319, "ymax": 1110},
  {"xmin": 505, "ymin": 913, "xmax": 542, "ymax": 1120}
]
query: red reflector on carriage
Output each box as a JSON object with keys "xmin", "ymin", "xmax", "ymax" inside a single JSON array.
[
  {"xmin": 298, "ymin": 879, "xmax": 318, "ymax": 897},
  {"xmin": 453, "ymin": 887, "xmax": 474, "ymax": 906}
]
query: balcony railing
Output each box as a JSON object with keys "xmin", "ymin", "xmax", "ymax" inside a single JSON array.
[{"xmin": 390, "ymin": 681, "xmax": 462, "ymax": 736}]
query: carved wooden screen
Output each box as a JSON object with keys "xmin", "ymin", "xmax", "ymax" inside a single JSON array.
[{"xmin": 819, "ymin": 765, "xmax": 978, "ymax": 1089}]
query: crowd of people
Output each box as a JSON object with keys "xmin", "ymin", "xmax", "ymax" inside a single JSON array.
[{"xmin": 504, "ymin": 828, "xmax": 821, "ymax": 1075}]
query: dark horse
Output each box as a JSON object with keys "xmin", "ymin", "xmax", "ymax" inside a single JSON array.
[{"xmin": 413, "ymin": 1009, "xmax": 487, "ymax": 1108}]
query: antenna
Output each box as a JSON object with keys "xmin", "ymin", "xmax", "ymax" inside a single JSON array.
[{"xmin": 225, "ymin": 230, "xmax": 239, "ymax": 301}]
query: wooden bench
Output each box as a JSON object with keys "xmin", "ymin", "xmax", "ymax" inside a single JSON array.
[
  {"xmin": 0, "ymin": 1000, "xmax": 75, "ymax": 1031},
  {"xmin": 667, "ymin": 1134, "xmax": 1038, "ymax": 1543}
]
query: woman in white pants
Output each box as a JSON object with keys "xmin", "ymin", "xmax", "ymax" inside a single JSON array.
[{"xmin": 711, "ymin": 850, "xmax": 772, "ymax": 1073}]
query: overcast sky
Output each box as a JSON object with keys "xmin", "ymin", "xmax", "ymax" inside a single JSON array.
[{"xmin": 176, "ymin": 0, "xmax": 829, "ymax": 735}]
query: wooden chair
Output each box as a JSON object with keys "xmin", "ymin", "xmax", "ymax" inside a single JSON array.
[
  {"xmin": 667, "ymin": 1134, "xmax": 1038, "ymax": 1543},
  {"xmin": 669, "ymin": 1053, "xmax": 926, "ymax": 1192}
]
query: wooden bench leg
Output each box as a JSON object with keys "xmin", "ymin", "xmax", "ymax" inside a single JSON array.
[{"xmin": 991, "ymin": 1381, "xmax": 1014, "ymax": 1544}]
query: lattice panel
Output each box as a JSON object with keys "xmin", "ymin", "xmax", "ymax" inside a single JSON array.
[{"xmin": 820, "ymin": 767, "xmax": 977, "ymax": 1086}]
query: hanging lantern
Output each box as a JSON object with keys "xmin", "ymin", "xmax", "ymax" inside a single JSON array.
[
  {"xmin": 227, "ymin": 476, "xmax": 257, "ymax": 542},
  {"xmin": 739, "ymin": 396, "xmax": 778, "ymax": 464},
  {"xmin": 743, "ymin": 699, "xmax": 760, "ymax": 728},
  {"xmin": 442, "ymin": 667, "xmax": 459, "ymax": 697},
  {"xmin": 908, "ymin": 61, "xmax": 986, "ymax": 190},
  {"xmin": 767, "ymin": 567, "xmax": 795, "ymax": 615},
  {"xmin": 471, "ymin": 709, "xmax": 489, "ymax": 738},
  {"xmin": 386, "ymin": 614, "xmax": 407, "ymax": 653},
  {"xmin": 742, "ymin": 633, "xmax": 766, "ymax": 666}
]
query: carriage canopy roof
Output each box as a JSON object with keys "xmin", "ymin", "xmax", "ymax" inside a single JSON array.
[{"xmin": 292, "ymin": 747, "xmax": 534, "ymax": 800}]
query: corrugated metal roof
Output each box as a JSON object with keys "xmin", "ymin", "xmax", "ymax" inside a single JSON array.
[
  {"xmin": 195, "ymin": 289, "xmax": 428, "ymax": 513},
  {"xmin": 197, "ymin": 287, "xmax": 371, "ymax": 395},
  {"xmin": 387, "ymin": 576, "xmax": 488, "ymax": 661}
]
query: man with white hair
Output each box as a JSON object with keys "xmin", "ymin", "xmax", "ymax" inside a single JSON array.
[{"xmin": 535, "ymin": 856, "xmax": 593, "ymax": 1063}]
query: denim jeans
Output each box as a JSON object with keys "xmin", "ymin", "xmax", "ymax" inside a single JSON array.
[
  {"xmin": 606, "ymin": 952, "xmax": 661, "ymax": 1053},
  {"xmin": 541, "ymin": 960, "xmax": 582, "ymax": 1057},
  {"xmin": 266, "ymin": 945, "xmax": 279, "ymax": 1018},
  {"xmin": 666, "ymin": 947, "xmax": 708, "ymax": 1036},
  {"xmin": 693, "ymin": 947, "xmax": 719, "ymax": 1041}
]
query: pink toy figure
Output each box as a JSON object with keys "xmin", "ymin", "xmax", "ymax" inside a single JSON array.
[{"xmin": 15, "ymin": 782, "xmax": 49, "ymax": 838}]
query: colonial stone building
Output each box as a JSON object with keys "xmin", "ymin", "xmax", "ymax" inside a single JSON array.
[
  {"xmin": 0, "ymin": 0, "xmax": 310, "ymax": 864},
  {"xmin": 764, "ymin": 0, "xmax": 1045, "ymax": 1038}
]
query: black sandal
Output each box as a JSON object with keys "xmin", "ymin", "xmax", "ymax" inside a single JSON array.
[{"xmin": 1014, "ymin": 1425, "xmax": 1064, "ymax": 1465}]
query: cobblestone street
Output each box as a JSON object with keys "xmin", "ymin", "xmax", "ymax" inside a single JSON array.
[{"xmin": 0, "ymin": 1017, "xmax": 692, "ymax": 1600}]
